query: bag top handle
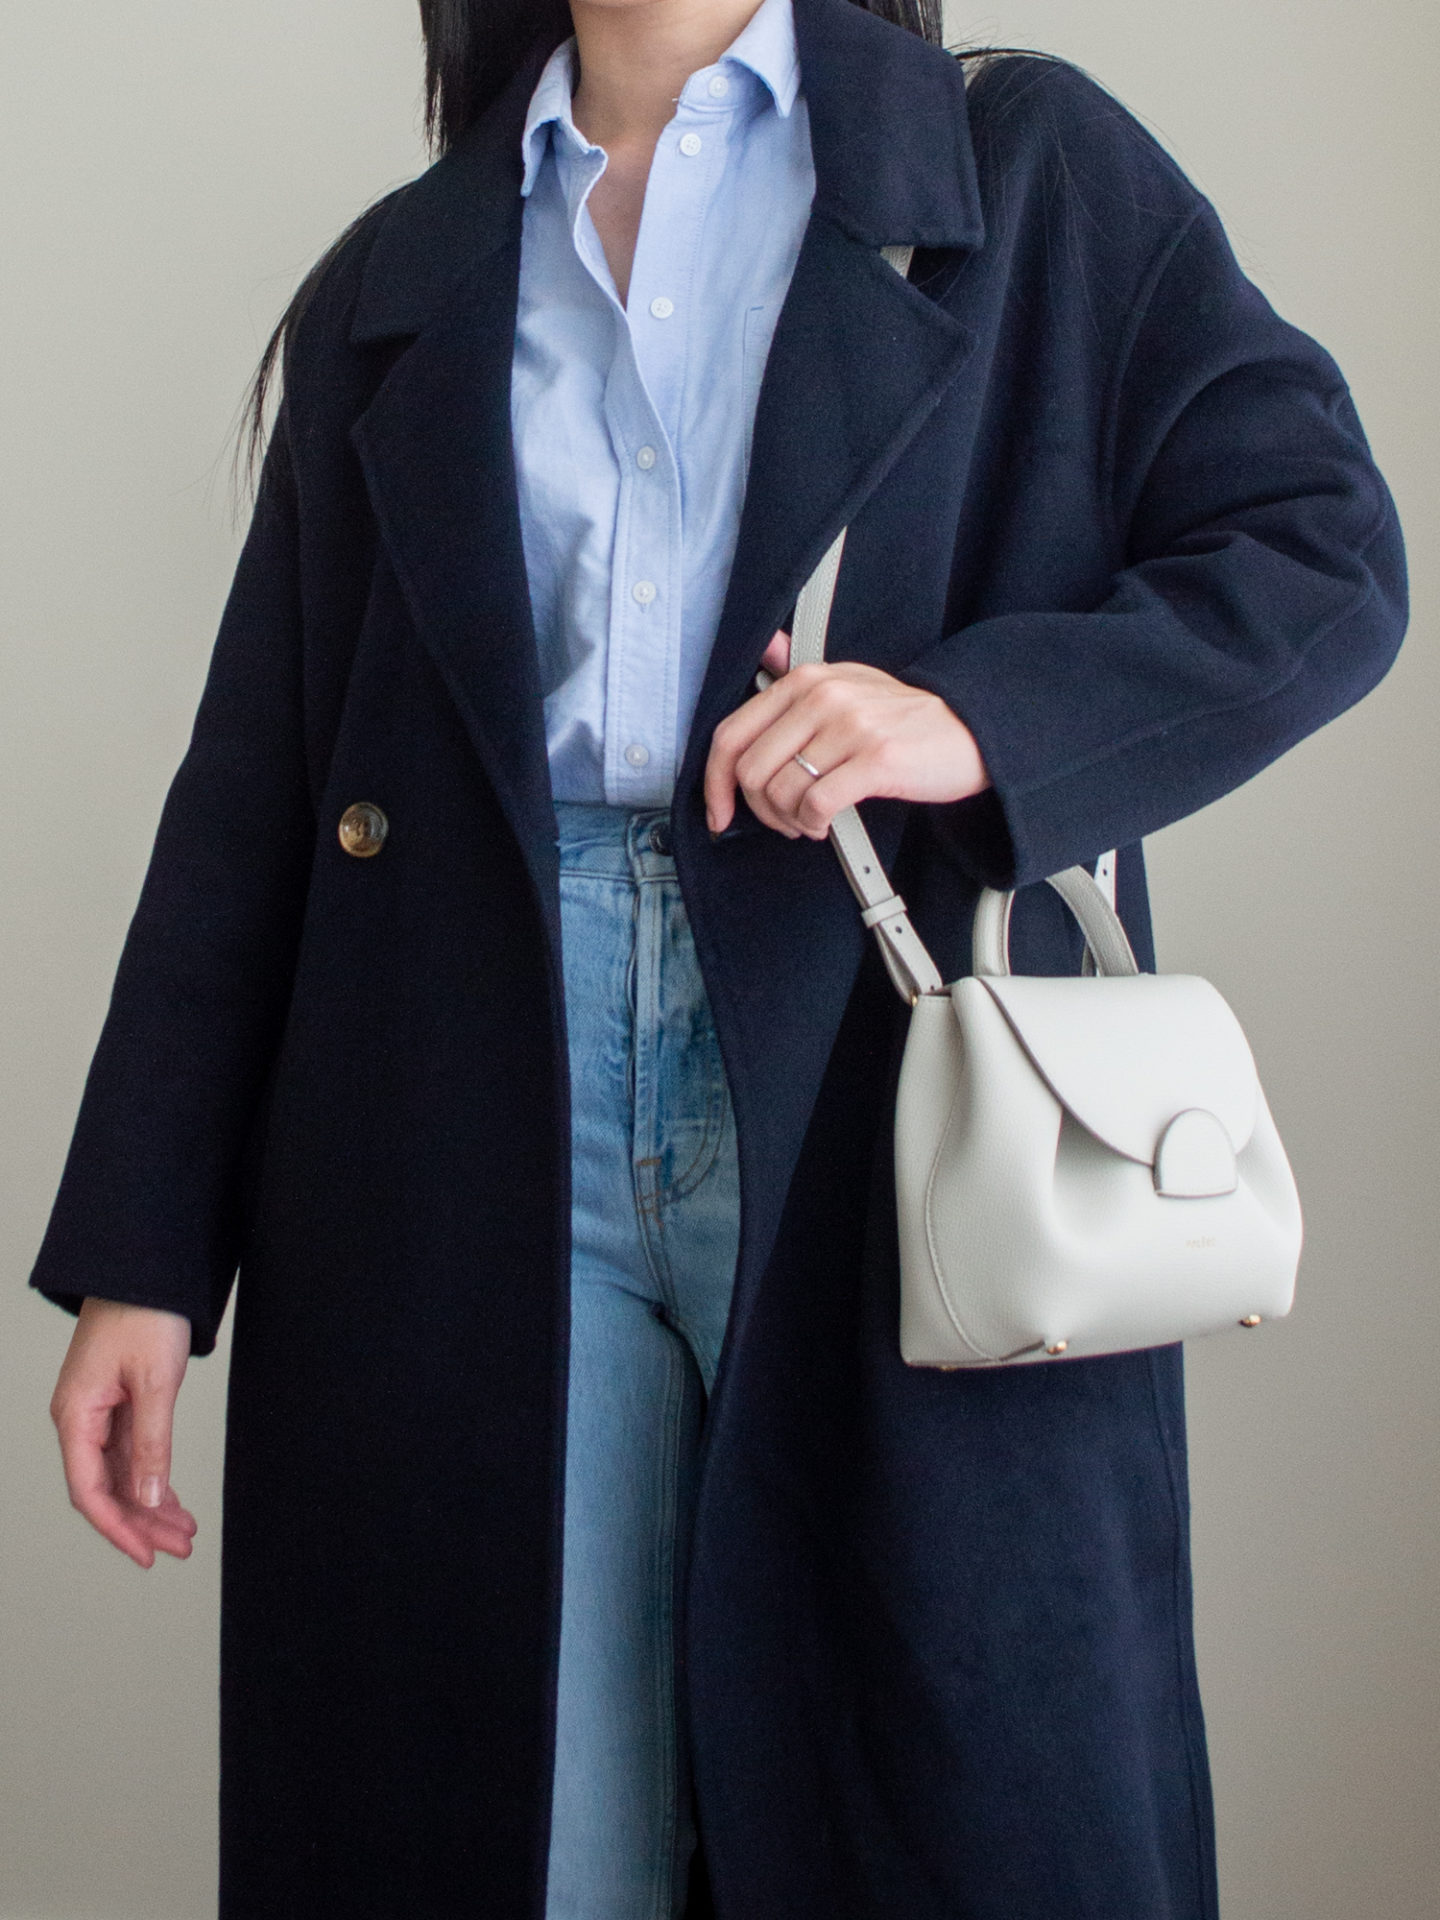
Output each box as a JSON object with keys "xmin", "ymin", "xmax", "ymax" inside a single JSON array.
[{"xmin": 971, "ymin": 869, "xmax": 1140, "ymax": 980}]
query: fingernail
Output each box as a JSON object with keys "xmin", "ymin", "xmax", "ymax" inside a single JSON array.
[{"xmin": 139, "ymin": 1476, "xmax": 165, "ymax": 1509}]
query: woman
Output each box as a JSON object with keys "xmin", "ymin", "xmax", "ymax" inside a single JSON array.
[{"xmin": 33, "ymin": 0, "xmax": 1405, "ymax": 1914}]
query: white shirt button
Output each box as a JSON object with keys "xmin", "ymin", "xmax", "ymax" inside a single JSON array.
[
  {"xmin": 707, "ymin": 73, "xmax": 730, "ymax": 98},
  {"xmin": 649, "ymin": 295, "xmax": 675, "ymax": 320},
  {"xmin": 624, "ymin": 742, "xmax": 651, "ymax": 768},
  {"xmin": 632, "ymin": 579, "xmax": 657, "ymax": 605},
  {"xmin": 636, "ymin": 445, "xmax": 657, "ymax": 470},
  {"xmin": 679, "ymin": 131, "xmax": 703, "ymax": 157}
]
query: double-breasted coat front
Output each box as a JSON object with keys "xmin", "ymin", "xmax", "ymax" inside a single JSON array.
[{"xmin": 31, "ymin": 3, "xmax": 1406, "ymax": 1915}]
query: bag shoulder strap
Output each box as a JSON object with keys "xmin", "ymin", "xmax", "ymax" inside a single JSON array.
[{"xmin": 788, "ymin": 524, "xmax": 945, "ymax": 1003}]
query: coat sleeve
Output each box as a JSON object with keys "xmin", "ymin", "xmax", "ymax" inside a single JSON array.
[
  {"xmin": 904, "ymin": 196, "xmax": 1408, "ymax": 891},
  {"xmin": 29, "ymin": 409, "xmax": 314, "ymax": 1356}
]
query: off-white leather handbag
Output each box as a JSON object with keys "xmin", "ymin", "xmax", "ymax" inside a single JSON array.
[
  {"xmin": 888, "ymin": 872, "xmax": 1303, "ymax": 1366},
  {"xmin": 773, "ymin": 260, "xmax": 1304, "ymax": 1366}
]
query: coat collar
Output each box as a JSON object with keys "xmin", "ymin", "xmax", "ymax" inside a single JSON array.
[
  {"xmin": 349, "ymin": 39, "xmax": 544, "ymax": 347},
  {"xmin": 350, "ymin": 0, "xmax": 983, "ymax": 346},
  {"xmin": 797, "ymin": 0, "xmax": 984, "ymax": 250}
]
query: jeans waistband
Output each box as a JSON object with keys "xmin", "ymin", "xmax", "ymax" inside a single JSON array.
[{"xmin": 554, "ymin": 801, "xmax": 676, "ymax": 878}]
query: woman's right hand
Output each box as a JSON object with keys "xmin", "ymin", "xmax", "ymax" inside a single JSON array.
[{"xmin": 50, "ymin": 1298, "xmax": 198, "ymax": 1568}]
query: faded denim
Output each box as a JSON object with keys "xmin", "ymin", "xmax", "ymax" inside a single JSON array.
[{"xmin": 546, "ymin": 802, "xmax": 740, "ymax": 1920}]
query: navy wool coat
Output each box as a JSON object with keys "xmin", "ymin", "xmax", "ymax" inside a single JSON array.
[{"xmin": 31, "ymin": 4, "xmax": 1405, "ymax": 1916}]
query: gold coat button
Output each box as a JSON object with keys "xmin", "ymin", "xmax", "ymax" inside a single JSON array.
[{"xmin": 337, "ymin": 801, "xmax": 388, "ymax": 858}]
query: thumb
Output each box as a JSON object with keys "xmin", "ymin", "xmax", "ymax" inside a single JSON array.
[
  {"xmin": 759, "ymin": 629, "xmax": 791, "ymax": 677},
  {"xmin": 126, "ymin": 1365, "xmax": 178, "ymax": 1510}
]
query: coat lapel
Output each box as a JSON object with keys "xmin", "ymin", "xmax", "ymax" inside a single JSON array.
[{"xmin": 347, "ymin": 43, "xmax": 562, "ymax": 892}]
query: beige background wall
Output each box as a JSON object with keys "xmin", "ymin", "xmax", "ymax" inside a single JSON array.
[{"xmin": 2, "ymin": 2, "xmax": 1434, "ymax": 1915}]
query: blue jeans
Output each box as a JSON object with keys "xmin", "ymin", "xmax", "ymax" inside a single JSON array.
[{"xmin": 546, "ymin": 803, "xmax": 741, "ymax": 1920}]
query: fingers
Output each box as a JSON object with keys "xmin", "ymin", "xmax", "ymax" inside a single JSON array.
[
  {"xmin": 56, "ymin": 1394, "xmax": 190, "ymax": 1567},
  {"xmin": 784, "ymin": 743, "xmax": 901, "ymax": 839},
  {"xmin": 704, "ymin": 657, "xmax": 825, "ymax": 833},
  {"xmin": 751, "ymin": 720, "xmax": 894, "ymax": 840},
  {"xmin": 127, "ymin": 1352, "xmax": 176, "ymax": 1513},
  {"xmin": 758, "ymin": 629, "xmax": 791, "ymax": 678},
  {"xmin": 55, "ymin": 1389, "xmax": 145, "ymax": 1562},
  {"xmin": 704, "ymin": 657, "xmax": 991, "ymax": 840},
  {"xmin": 720, "ymin": 665, "xmax": 871, "ymax": 840},
  {"xmin": 60, "ymin": 1409, "xmax": 197, "ymax": 1568},
  {"xmin": 51, "ymin": 1301, "xmax": 196, "ymax": 1569},
  {"xmin": 112, "ymin": 1393, "xmax": 198, "ymax": 1558}
]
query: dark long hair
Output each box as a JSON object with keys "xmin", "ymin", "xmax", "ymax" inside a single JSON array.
[{"xmin": 237, "ymin": 0, "xmax": 948, "ymax": 496}]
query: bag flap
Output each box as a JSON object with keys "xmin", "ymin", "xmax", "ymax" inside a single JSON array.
[{"xmin": 977, "ymin": 974, "xmax": 1260, "ymax": 1164}]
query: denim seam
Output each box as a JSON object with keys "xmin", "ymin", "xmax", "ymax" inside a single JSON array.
[
  {"xmin": 632, "ymin": 876, "xmax": 673, "ymax": 1313},
  {"xmin": 663, "ymin": 1054, "xmax": 729, "ymax": 1201}
]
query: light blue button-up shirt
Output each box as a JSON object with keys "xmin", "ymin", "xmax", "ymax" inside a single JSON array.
[{"xmin": 512, "ymin": 0, "xmax": 815, "ymax": 807}]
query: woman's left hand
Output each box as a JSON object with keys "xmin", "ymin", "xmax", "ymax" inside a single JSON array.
[{"xmin": 704, "ymin": 629, "xmax": 991, "ymax": 840}]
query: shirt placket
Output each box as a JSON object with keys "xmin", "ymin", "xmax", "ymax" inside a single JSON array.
[
  {"xmin": 601, "ymin": 84, "xmax": 735, "ymax": 805},
  {"xmin": 550, "ymin": 139, "xmax": 662, "ymax": 803}
]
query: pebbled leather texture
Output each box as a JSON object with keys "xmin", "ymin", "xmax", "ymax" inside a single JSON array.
[
  {"xmin": 980, "ymin": 972, "xmax": 1261, "ymax": 1165},
  {"xmin": 1154, "ymin": 1108, "xmax": 1240, "ymax": 1199}
]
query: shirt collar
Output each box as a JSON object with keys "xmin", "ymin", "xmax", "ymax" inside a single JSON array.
[
  {"xmin": 712, "ymin": 0, "xmax": 801, "ymax": 118},
  {"xmin": 520, "ymin": 0, "xmax": 800, "ymax": 197},
  {"xmin": 520, "ymin": 41, "xmax": 585, "ymax": 197}
]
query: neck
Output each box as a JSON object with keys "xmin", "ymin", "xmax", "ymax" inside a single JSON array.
[{"xmin": 569, "ymin": 0, "xmax": 767, "ymax": 147}]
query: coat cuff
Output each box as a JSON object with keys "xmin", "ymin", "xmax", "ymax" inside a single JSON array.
[
  {"xmin": 920, "ymin": 785, "xmax": 1020, "ymax": 892},
  {"xmin": 30, "ymin": 1259, "xmax": 223, "ymax": 1359}
]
